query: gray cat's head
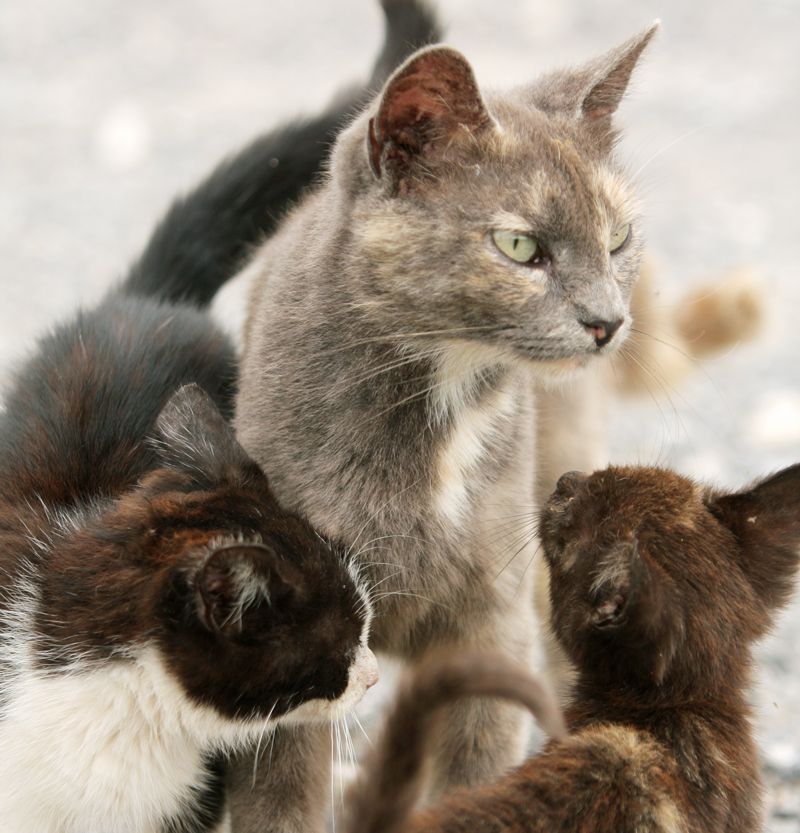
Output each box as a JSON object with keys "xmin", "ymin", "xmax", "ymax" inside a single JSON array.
[{"xmin": 330, "ymin": 24, "xmax": 658, "ymax": 380}]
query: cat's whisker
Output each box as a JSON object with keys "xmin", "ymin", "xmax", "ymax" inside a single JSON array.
[
  {"xmin": 493, "ymin": 527, "xmax": 540, "ymax": 581},
  {"xmin": 314, "ymin": 325, "xmax": 504, "ymax": 358},
  {"xmin": 335, "ymin": 717, "xmax": 344, "ymax": 810},
  {"xmin": 342, "ymin": 345, "xmax": 446, "ymax": 388},
  {"xmin": 483, "ymin": 510, "xmax": 539, "ymax": 523},
  {"xmin": 347, "ymin": 479, "xmax": 424, "ymax": 554},
  {"xmin": 488, "ymin": 521, "xmax": 540, "ymax": 556},
  {"xmin": 483, "ymin": 514, "xmax": 539, "ymax": 539},
  {"xmin": 630, "ymin": 126, "xmax": 703, "ymax": 182},
  {"xmin": 366, "ymin": 570, "xmax": 405, "ymax": 596},
  {"xmin": 349, "ymin": 534, "xmax": 430, "ymax": 565},
  {"xmin": 515, "ymin": 541, "xmax": 543, "ymax": 596},
  {"xmin": 629, "ymin": 326, "xmax": 728, "ymax": 405},
  {"xmin": 488, "ymin": 514, "xmax": 539, "ymax": 548},
  {"xmin": 351, "ymin": 711, "xmax": 373, "ymax": 748},
  {"xmin": 330, "ymin": 722, "xmax": 336, "ymax": 833},
  {"xmin": 619, "ymin": 343, "xmax": 693, "ymax": 442},
  {"xmin": 371, "ymin": 589, "xmax": 453, "ymax": 613},
  {"xmin": 363, "ymin": 371, "xmax": 458, "ymax": 426},
  {"xmin": 251, "ymin": 700, "xmax": 278, "ymax": 786},
  {"xmin": 266, "ymin": 711, "xmax": 279, "ymax": 772},
  {"xmin": 616, "ymin": 345, "xmax": 682, "ymax": 441},
  {"xmin": 343, "ymin": 716, "xmax": 357, "ymax": 773}
]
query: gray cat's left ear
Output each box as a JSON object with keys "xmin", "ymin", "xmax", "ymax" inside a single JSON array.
[
  {"xmin": 153, "ymin": 384, "xmax": 254, "ymax": 483},
  {"xmin": 368, "ymin": 46, "xmax": 494, "ymax": 191},
  {"xmin": 531, "ymin": 22, "xmax": 659, "ymax": 149}
]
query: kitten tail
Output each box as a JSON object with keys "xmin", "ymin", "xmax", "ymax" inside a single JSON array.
[{"xmin": 344, "ymin": 652, "xmax": 566, "ymax": 833}]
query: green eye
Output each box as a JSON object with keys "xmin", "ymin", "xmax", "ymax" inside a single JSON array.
[
  {"xmin": 609, "ymin": 223, "xmax": 631, "ymax": 253},
  {"xmin": 492, "ymin": 230, "xmax": 540, "ymax": 264}
]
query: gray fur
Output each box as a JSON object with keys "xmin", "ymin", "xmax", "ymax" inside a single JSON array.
[{"xmin": 231, "ymin": 24, "xmax": 657, "ymax": 832}]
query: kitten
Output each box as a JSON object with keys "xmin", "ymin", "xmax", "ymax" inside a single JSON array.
[
  {"xmin": 345, "ymin": 463, "xmax": 800, "ymax": 833},
  {"xmin": 229, "ymin": 23, "xmax": 658, "ymax": 831},
  {"xmin": 0, "ymin": 13, "xmax": 435, "ymax": 824},
  {"xmin": 0, "ymin": 290, "xmax": 379, "ymax": 832}
]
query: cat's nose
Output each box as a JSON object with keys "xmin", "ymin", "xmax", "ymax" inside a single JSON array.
[{"xmin": 581, "ymin": 318, "xmax": 623, "ymax": 348}]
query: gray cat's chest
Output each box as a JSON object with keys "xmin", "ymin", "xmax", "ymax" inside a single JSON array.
[{"xmin": 235, "ymin": 292, "xmax": 538, "ymax": 646}]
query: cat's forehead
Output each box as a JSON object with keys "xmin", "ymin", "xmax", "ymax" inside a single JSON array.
[
  {"xmin": 472, "ymin": 96, "xmax": 638, "ymax": 229},
  {"xmin": 584, "ymin": 467, "xmax": 700, "ymax": 515},
  {"xmin": 546, "ymin": 467, "xmax": 703, "ymax": 539}
]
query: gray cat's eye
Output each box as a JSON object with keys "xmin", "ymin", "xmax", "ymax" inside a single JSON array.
[
  {"xmin": 609, "ymin": 223, "xmax": 631, "ymax": 253},
  {"xmin": 492, "ymin": 230, "xmax": 540, "ymax": 264}
]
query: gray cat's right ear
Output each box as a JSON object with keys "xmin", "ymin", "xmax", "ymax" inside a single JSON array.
[
  {"xmin": 153, "ymin": 383, "xmax": 254, "ymax": 483},
  {"xmin": 531, "ymin": 22, "xmax": 659, "ymax": 150},
  {"xmin": 368, "ymin": 46, "xmax": 493, "ymax": 191}
]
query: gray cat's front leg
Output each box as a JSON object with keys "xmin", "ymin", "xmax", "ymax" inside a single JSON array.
[
  {"xmin": 422, "ymin": 604, "xmax": 537, "ymax": 798},
  {"xmin": 227, "ymin": 723, "xmax": 330, "ymax": 833},
  {"xmin": 425, "ymin": 680, "xmax": 533, "ymax": 796}
]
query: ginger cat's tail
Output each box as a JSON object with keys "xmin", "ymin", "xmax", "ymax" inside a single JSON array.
[
  {"xmin": 615, "ymin": 260, "xmax": 764, "ymax": 396},
  {"xmin": 345, "ymin": 653, "xmax": 566, "ymax": 833}
]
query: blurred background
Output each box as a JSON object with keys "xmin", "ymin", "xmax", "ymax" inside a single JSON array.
[{"xmin": 2, "ymin": 0, "xmax": 798, "ymax": 827}]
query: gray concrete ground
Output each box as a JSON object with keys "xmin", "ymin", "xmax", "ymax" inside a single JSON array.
[{"xmin": 2, "ymin": 0, "xmax": 798, "ymax": 828}]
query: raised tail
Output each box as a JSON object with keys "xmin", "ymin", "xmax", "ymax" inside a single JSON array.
[
  {"xmin": 345, "ymin": 652, "xmax": 566, "ymax": 833},
  {"xmin": 121, "ymin": 0, "xmax": 441, "ymax": 308}
]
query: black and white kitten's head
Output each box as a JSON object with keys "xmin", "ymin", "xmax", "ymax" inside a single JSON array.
[{"xmin": 37, "ymin": 384, "xmax": 377, "ymax": 741}]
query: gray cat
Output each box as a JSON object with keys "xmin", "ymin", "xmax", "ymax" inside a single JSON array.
[{"xmin": 227, "ymin": 24, "xmax": 658, "ymax": 833}]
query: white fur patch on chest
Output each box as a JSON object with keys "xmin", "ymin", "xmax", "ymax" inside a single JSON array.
[
  {"xmin": 429, "ymin": 344, "xmax": 518, "ymax": 528},
  {"xmin": 0, "ymin": 645, "xmax": 234, "ymax": 833}
]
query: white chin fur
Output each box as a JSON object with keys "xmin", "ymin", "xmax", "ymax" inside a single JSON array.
[
  {"xmin": 529, "ymin": 354, "xmax": 594, "ymax": 388},
  {"xmin": 281, "ymin": 644, "xmax": 379, "ymax": 725}
]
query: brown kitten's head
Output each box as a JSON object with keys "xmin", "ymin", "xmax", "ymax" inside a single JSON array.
[
  {"xmin": 539, "ymin": 465, "xmax": 800, "ymax": 696},
  {"xmin": 331, "ymin": 24, "xmax": 658, "ymax": 377},
  {"xmin": 42, "ymin": 385, "xmax": 376, "ymax": 737}
]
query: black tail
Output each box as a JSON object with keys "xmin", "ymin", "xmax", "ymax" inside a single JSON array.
[
  {"xmin": 121, "ymin": 0, "xmax": 441, "ymax": 308},
  {"xmin": 344, "ymin": 652, "xmax": 567, "ymax": 833}
]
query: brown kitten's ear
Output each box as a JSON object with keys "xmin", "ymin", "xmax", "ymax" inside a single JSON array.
[
  {"xmin": 531, "ymin": 22, "xmax": 659, "ymax": 151},
  {"xmin": 154, "ymin": 384, "xmax": 255, "ymax": 483},
  {"xmin": 589, "ymin": 538, "xmax": 679, "ymax": 684},
  {"xmin": 588, "ymin": 540, "xmax": 641, "ymax": 629},
  {"xmin": 368, "ymin": 46, "xmax": 493, "ymax": 190},
  {"xmin": 709, "ymin": 464, "xmax": 800, "ymax": 613},
  {"xmin": 197, "ymin": 544, "xmax": 298, "ymax": 638}
]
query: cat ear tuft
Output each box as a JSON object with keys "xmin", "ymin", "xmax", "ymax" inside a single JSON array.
[
  {"xmin": 709, "ymin": 464, "xmax": 800, "ymax": 613},
  {"xmin": 153, "ymin": 384, "xmax": 254, "ymax": 483},
  {"xmin": 588, "ymin": 540, "xmax": 640, "ymax": 629},
  {"xmin": 197, "ymin": 544, "xmax": 297, "ymax": 638},
  {"xmin": 580, "ymin": 22, "xmax": 659, "ymax": 122},
  {"xmin": 530, "ymin": 22, "xmax": 659, "ymax": 151},
  {"xmin": 368, "ymin": 46, "xmax": 493, "ymax": 189},
  {"xmin": 589, "ymin": 538, "xmax": 679, "ymax": 684}
]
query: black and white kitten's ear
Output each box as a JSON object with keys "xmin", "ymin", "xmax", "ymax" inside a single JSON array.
[
  {"xmin": 154, "ymin": 384, "xmax": 255, "ymax": 483},
  {"xmin": 709, "ymin": 464, "xmax": 800, "ymax": 613},
  {"xmin": 368, "ymin": 46, "xmax": 494, "ymax": 190},
  {"xmin": 197, "ymin": 544, "xmax": 299, "ymax": 638},
  {"xmin": 530, "ymin": 22, "xmax": 659, "ymax": 151},
  {"xmin": 589, "ymin": 538, "xmax": 680, "ymax": 684}
]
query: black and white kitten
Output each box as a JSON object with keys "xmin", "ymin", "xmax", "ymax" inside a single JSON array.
[{"xmin": 0, "ymin": 2, "xmax": 443, "ymax": 825}]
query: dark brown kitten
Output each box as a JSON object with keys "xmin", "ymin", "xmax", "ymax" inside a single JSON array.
[{"xmin": 346, "ymin": 464, "xmax": 800, "ymax": 833}]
